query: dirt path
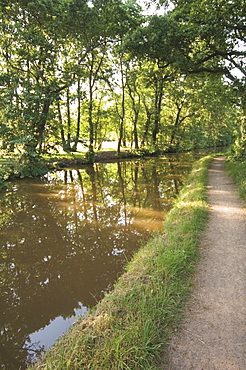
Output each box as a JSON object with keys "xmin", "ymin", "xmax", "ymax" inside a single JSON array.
[{"xmin": 162, "ymin": 157, "xmax": 246, "ymax": 369}]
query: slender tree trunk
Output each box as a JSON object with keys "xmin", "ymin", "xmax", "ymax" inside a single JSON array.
[
  {"xmin": 94, "ymin": 96, "xmax": 103, "ymax": 150},
  {"xmin": 170, "ymin": 101, "xmax": 195, "ymax": 147},
  {"xmin": 141, "ymin": 100, "xmax": 152, "ymax": 147},
  {"xmin": 152, "ymin": 78, "xmax": 164, "ymax": 146},
  {"xmin": 133, "ymin": 114, "xmax": 139, "ymax": 149},
  {"xmin": 117, "ymin": 58, "xmax": 125, "ymax": 155},
  {"xmin": 35, "ymin": 99, "xmax": 50, "ymax": 153},
  {"xmin": 127, "ymin": 83, "xmax": 140, "ymax": 150},
  {"xmin": 86, "ymin": 51, "xmax": 105, "ymax": 162},
  {"xmin": 73, "ymin": 79, "xmax": 81, "ymax": 151},
  {"xmin": 170, "ymin": 103, "xmax": 182, "ymax": 145},
  {"xmin": 66, "ymin": 88, "xmax": 71, "ymax": 151},
  {"xmin": 57, "ymin": 100, "xmax": 66, "ymax": 150},
  {"xmin": 87, "ymin": 70, "xmax": 95, "ymax": 162}
]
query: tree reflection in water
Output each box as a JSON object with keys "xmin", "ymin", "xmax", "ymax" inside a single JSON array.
[{"xmin": 0, "ymin": 155, "xmax": 193, "ymax": 369}]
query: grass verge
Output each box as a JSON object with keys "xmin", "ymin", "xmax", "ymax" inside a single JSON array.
[
  {"xmin": 225, "ymin": 158, "xmax": 246, "ymax": 201},
  {"xmin": 30, "ymin": 155, "xmax": 214, "ymax": 370}
]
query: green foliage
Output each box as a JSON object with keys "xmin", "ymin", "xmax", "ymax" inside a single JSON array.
[
  {"xmin": 226, "ymin": 156, "xmax": 246, "ymax": 200},
  {"xmin": 0, "ymin": 152, "xmax": 49, "ymax": 184},
  {"xmin": 16, "ymin": 153, "xmax": 50, "ymax": 178},
  {"xmin": 229, "ymin": 139, "xmax": 246, "ymax": 162},
  {"xmin": 126, "ymin": 13, "xmax": 194, "ymax": 71},
  {"xmin": 0, "ymin": 0, "xmax": 244, "ymax": 171},
  {"xmin": 0, "ymin": 164, "xmax": 13, "ymax": 188},
  {"xmin": 133, "ymin": 144, "xmax": 162, "ymax": 157}
]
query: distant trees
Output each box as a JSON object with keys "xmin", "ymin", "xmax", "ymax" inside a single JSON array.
[{"xmin": 0, "ymin": 0, "xmax": 244, "ymax": 169}]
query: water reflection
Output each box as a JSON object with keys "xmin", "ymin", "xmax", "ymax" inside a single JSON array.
[{"xmin": 0, "ymin": 155, "xmax": 193, "ymax": 369}]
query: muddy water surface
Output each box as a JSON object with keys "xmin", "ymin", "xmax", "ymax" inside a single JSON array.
[{"xmin": 0, "ymin": 154, "xmax": 197, "ymax": 368}]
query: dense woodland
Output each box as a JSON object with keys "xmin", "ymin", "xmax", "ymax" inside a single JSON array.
[{"xmin": 0, "ymin": 0, "xmax": 245, "ymax": 174}]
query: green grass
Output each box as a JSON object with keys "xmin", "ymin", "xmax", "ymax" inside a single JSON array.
[
  {"xmin": 30, "ymin": 155, "xmax": 214, "ymax": 370},
  {"xmin": 225, "ymin": 158, "xmax": 246, "ymax": 201},
  {"xmin": 42, "ymin": 151, "xmax": 87, "ymax": 162}
]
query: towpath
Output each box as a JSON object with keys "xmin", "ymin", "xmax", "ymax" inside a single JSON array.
[{"xmin": 162, "ymin": 157, "xmax": 246, "ymax": 369}]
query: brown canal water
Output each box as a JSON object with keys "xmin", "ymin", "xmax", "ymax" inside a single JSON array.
[{"xmin": 0, "ymin": 153, "xmax": 200, "ymax": 368}]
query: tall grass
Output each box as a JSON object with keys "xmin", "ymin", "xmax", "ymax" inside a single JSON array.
[
  {"xmin": 30, "ymin": 155, "xmax": 213, "ymax": 370},
  {"xmin": 225, "ymin": 158, "xmax": 246, "ymax": 201}
]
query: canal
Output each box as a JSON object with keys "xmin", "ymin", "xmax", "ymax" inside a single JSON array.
[{"xmin": 0, "ymin": 153, "xmax": 200, "ymax": 368}]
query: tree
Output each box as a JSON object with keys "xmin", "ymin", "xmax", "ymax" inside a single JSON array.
[
  {"xmin": 108, "ymin": 0, "xmax": 143, "ymax": 155},
  {"xmin": 163, "ymin": 75, "xmax": 237, "ymax": 150},
  {"xmin": 0, "ymin": 0, "xmax": 75, "ymax": 162},
  {"xmin": 0, "ymin": 0, "xmax": 244, "ymax": 169},
  {"xmin": 126, "ymin": 65, "xmax": 141, "ymax": 149},
  {"xmin": 159, "ymin": 0, "xmax": 246, "ymax": 155}
]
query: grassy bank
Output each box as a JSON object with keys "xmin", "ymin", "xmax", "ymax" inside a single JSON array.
[
  {"xmin": 225, "ymin": 158, "xmax": 246, "ymax": 201},
  {"xmin": 30, "ymin": 155, "xmax": 213, "ymax": 370}
]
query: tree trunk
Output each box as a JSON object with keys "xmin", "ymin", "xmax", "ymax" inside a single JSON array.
[
  {"xmin": 141, "ymin": 100, "xmax": 152, "ymax": 147},
  {"xmin": 87, "ymin": 70, "xmax": 95, "ymax": 163},
  {"xmin": 72, "ymin": 79, "xmax": 81, "ymax": 151},
  {"xmin": 170, "ymin": 103, "xmax": 182, "ymax": 145},
  {"xmin": 127, "ymin": 82, "xmax": 140, "ymax": 150},
  {"xmin": 152, "ymin": 78, "xmax": 164, "ymax": 146},
  {"xmin": 35, "ymin": 99, "xmax": 50, "ymax": 153},
  {"xmin": 66, "ymin": 88, "xmax": 72, "ymax": 152},
  {"xmin": 94, "ymin": 96, "xmax": 103, "ymax": 150},
  {"xmin": 117, "ymin": 58, "xmax": 125, "ymax": 155},
  {"xmin": 57, "ymin": 100, "xmax": 66, "ymax": 150}
]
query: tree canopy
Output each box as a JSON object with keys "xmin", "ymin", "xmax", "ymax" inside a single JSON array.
[{"xmin": 0, "ymin": 0, "xmax": 245, "ymax": 172}]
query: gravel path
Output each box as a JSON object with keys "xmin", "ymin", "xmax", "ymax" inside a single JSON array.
[{"xmin": 163, "ymin": 157, "xmax": 246, "ymax": 369}]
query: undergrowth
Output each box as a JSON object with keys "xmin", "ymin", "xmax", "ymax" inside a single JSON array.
[
  {"xmin": 30, "ymin": 155, "xmax": 213, "ymax": 370},
  {"xmin": 225, "ymin": 158, "xmax": 246, "ymax": 201}
]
